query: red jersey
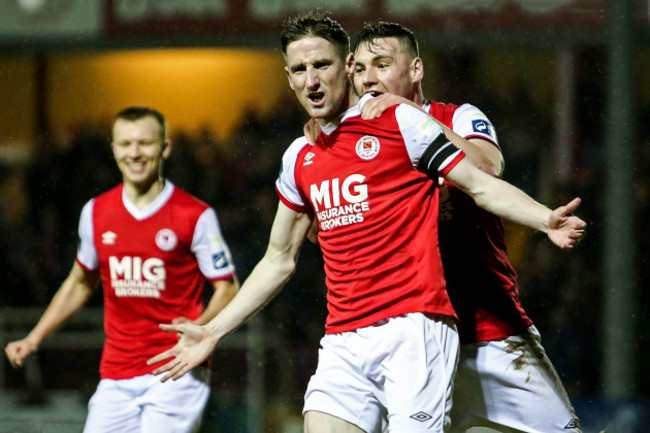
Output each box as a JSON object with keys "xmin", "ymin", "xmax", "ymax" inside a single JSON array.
[
  {"xmin": 426, "ymin": 100, "xmax": 533, "ymax": 344},
  {"xmin": 276, "ymin": 95, "xmax": 464, "ymax": 334},
  {"xmin": 76, "ymin": 182, "xmax": 236, "ymax": 379}
]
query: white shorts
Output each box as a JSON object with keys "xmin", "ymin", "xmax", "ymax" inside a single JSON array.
[
  {"xmin": 303, "ymin": 312, "xmax": 459, "ymax": 433},
  {"xmin": 450, "ymin": 326, "xmax": 581, "ymax": 433},
  {"xmin": 83, "ymin": 368, "xmax": 210, "ymax": 433}
]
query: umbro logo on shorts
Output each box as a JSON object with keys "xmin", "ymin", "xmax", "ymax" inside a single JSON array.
[
  {"xmin": 564, "ymin": 418, "xmax": 580, "ymax": 429},
  {"xmin": 409, "ymin": 411, "xmax": 432, "ymax": 422}
]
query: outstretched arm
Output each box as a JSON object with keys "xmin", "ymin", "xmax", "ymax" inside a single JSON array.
[
  {"xmin": 4, "ymin": 261, "xmax": 98, "ymax": 368},
  {"xmin": 147, "ymin": 202, "xmax": 313, "ymax": 381},
  {"xmin": 444, "ymin": 158, "xmax": 585, "ymax": 249},
  {"xmin": 173, "ymin": 276, "xmax": 240, "ymax": 326}
]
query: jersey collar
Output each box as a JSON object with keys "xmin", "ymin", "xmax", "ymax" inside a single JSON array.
[{"xmin": 122, "ymin": 180, "xmax": 174, "ymax": 221}]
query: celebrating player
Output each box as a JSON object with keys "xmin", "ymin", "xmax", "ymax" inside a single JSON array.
[
  {"xmin": 4, "ymin": 106, "xmax": 239, "ymax": 433},
  {"xmin": 147, "ymin": 11, "xmax": 585, "ymax": 433},
  {"xmin": 352, "ymin": 22, "xmax": 581, "ymax": 432}
]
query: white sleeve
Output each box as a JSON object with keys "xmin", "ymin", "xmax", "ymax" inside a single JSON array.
[
  {"xmin": 191, "ymin": 208, "xmax": 236, "ymax": 281},
  {"xmin": 275, "ymin": 136, "xmax": 310, "ymax": 211},
  {"xmin": 395, "ymin": 103, "xmax": 465, "ymax": 175},
  {"xmin": 451, "ymin": 103, "xmax": 499, "ymax": 146},
  {"xmin": 76, "ymin": 199, "xmax": 98, "ymax": 271}
]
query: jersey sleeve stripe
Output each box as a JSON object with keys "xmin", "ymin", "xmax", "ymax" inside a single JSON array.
[
  {"xmin": 75, "ymin": 257, "xmax": 95, "ymax": 274},
  {"xmin": 463, "ymin": 134, "xmax": 500, "ymax": 149},
  {"xmin": 276, "ymin": 185, "xmax": 307, "ymax": 213},
  {"xmin": 206, "ymin": 271, "xmax": 236, "ymax": 282},
  {"xmin": 438, "ymin": 151, "xmax": 466, "ymax": 177}
]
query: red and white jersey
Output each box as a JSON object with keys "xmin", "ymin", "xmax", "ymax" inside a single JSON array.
[
  {"xmin": 426, "ymin": 100, "xmax": 533, "ymax": 344},
  {"xmin": 276, "ymin": 94, "xmax": 465, "ymax": 334},
  {"xmin": 76, "ymin": 181, "xmax": 236, "ymax": 380}
]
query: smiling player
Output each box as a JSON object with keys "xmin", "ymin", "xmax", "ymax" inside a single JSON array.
[{"xmin": 5, "ymin": 106, "xmax": 239, "ymax": 433}]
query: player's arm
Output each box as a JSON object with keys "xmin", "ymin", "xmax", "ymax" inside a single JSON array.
[
  {"xmin": 362, "ymin": 93, "xmax": 503, "ymax": 176},
  {"xmin": 443, "ymin": 158, "xmax": 585, "ymax": 249},
  {"xmin": 147, "ymin": 202, "xmax": 313, "ymax": 381},
  {"xmin": 4, "ymin": 261, "xmax": 99, "ymax": 368},
  {"xmin": 396, "ymin": 103, "xmax": 586, "ymax": 249},
  {"xmin": 188, "ymin": 276, "xmax": 239, "ymax": 326},
  {"xmin": 452, "ymin": 136, "xmax": 503, "ymax": 177}
]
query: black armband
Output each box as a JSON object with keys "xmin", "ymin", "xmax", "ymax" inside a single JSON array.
[{"xmin": 417, "ymin": 134, "xmax": 457, "ymax": 178}]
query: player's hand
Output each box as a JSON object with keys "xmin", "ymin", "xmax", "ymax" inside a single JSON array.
[
  {"xmin": 361, "ymin": 93, "xmax": 415, "ymax": 119},
  {"xmin": 547, "ymin": 197, "xmax": 586, "ymax": 249},
  {"xmin": 4, "ymin": 339, "xmax": 38, "ymax": 368},
  {"xmin": 171, "ymin": 317, "xmax": 194, "ymax": 340},
  {"xmin": 146, "ymin": 323, "xmax": 219, "ymax": 382},
  {"xmin": 303, "ymin": 118, "xmax": 321, "ymax": 145}
]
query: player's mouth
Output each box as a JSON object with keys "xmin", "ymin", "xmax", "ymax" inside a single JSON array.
[
  {"xmin": 308, "ymin": 92, "xmax": 325, "ymax": 105},
  {"xmin": 125, "ymin": 161, "xmax": 147, "ymax": 174},
  {"xmin": 364, "ymin": 90, "xmax": 383, "ymax": 96}
]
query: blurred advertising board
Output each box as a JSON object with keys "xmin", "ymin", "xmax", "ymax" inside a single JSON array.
[
  {"xmin": 105, "ymin": 0, "xmax": 607, "ymax": 36},
  {"xmin": 0, "ymin": 0, "xmax": 102, "ymax": 37}
]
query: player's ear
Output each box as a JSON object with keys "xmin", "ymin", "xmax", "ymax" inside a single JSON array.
[
  {"xmin": 346, "ymin": 53, "xmax": 355, "ymax": 75},
  {"xmin": 162, "ymin": 139, "xmax": 172, "ymax": 159},
  {"xmin": 285, "ymin": 66, "xmax": 295, "ymax": 90},
  {"xmin": 411, "ymin": 57, "xmax": 424, "ymax": 83}
]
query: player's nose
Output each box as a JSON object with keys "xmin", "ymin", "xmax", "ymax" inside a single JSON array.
[
  {"xmin": 362, "ymin": 68, "xmax": 378, "ymax": 86},
  {"xmin": 306, "ymin": 68, "xmax": 320, "ymax": 90},
  {"xmin": 126, "ymin": 142, "xmax": 142, "ymax": 158}
]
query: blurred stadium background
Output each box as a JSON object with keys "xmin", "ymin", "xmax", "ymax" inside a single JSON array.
[{"xmin": 0, "ymin": 0, "xmax": 648, "ymax": 432}]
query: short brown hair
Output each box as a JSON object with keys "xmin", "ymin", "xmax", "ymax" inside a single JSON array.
[{"xmin": 113, "ymin": 106, "xmax": 166, "ymax": 141}]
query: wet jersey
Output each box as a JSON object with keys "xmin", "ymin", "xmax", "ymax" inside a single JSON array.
[
  {"xmin": 76, "ymin": 181, "xmax": 236, "ymax": 379},
  {"xmin": 276, "ymin": 94, "xmax": 465, "ymax": 334},
  {"xmin": 425, "ymin": 100, "xmax": 533, "ymax": 344}
]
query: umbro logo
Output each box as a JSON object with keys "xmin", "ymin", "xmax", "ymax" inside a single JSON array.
[
  {"xmin": 102, "ymin": 231, "xmax": 117, "ymax": 245},
  {"xmin": 409, "ymin": 411, "xmax": 432, "ymax": 422},
  {"xmin": 564, "ymin": 418, "xmax": 580, "ymax": 429},
  {"xmin": 303, "ymin": 152, "xmax": 315, "ymax": 166}
]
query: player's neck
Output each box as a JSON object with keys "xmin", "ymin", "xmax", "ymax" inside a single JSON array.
[
  {"xmin": 317, "ymin": 90, "xmax": 359, "ymax": 127},
  {"xmin": 123, "ymin": 178, "xmax": 165, "ymax": 209},
  {"xmin": 413, "ymin": 92, "xmax": 425, "ymax": 106}
]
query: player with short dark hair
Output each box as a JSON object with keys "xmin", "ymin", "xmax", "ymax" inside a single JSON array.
[
  {"xmin": 352, "ymin": 21, "xmax": 581, "ymax": 432},
  {"xmin": 5, "ymin": 105, "xmax": 239, "ymax": 433},
  {"xmin": 147, "ymin": 11, "xmax": 585, "ymax": 433}
]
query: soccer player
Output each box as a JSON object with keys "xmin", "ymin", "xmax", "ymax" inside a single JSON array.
[
  {"xmin": 4, "ymin": 106, "xmax": 239, "ymax": 433},
  {"xmin": 147, "ymin": 11, "xmax": 585, "ymax": 433},
  {"xmin": 351, "ymin": 22, "xmax": 581, "ymax": 432}
]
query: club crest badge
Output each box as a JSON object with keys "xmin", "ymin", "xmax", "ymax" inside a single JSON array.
[
  {"xmin": 155, "ymin": 228, "xmax": 177, "ymax": 252},
  {"xmin": 355, "ymin": 135, "xmax": 380, "ymax": 160}
]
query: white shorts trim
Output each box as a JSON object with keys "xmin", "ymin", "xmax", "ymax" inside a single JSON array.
[
  {"xmin": 451, "ymin": 326, "xmax": 581, "ymax": 432},
  {"xmin": 304, "ymin": 312, "xmax": 459, "ymax": 433},
  {"xmin": 83, "ymin": 368, "xmax": 210, "ymax": 433}
]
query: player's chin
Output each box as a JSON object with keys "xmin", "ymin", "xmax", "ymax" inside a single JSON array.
[{"xmin": 305, "ymin": 105, "xmax": 330, "ymax": 120}]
